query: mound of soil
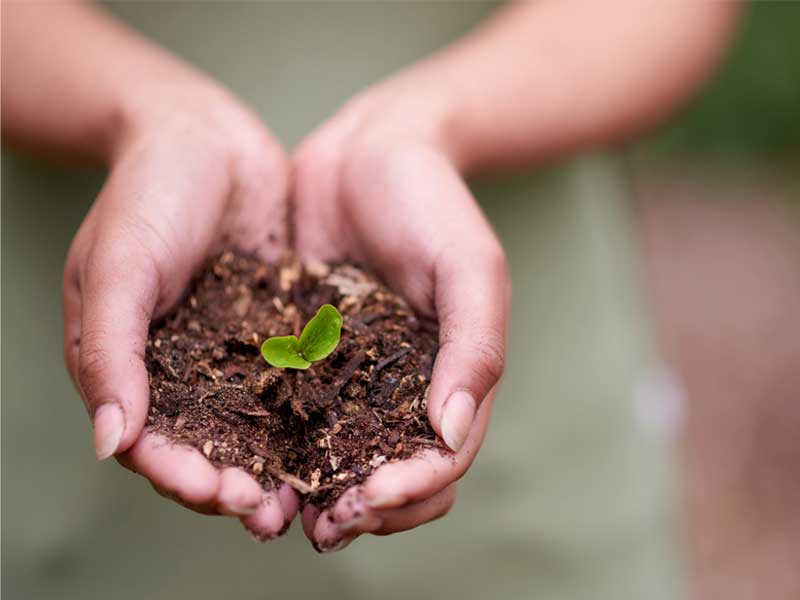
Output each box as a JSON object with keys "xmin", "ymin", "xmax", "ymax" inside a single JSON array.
[{"xmin": 145, "ymin": 250, "xmax": 442, "ymax": 508}]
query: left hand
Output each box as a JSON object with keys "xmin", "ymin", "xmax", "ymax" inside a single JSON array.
[
  {"xmin": 292, "ymin": 86, "xmax": 511, "ymax": 552},
  {"xmin": 62, "ymin": 79, "xmax": 299, "ymax": 541}
]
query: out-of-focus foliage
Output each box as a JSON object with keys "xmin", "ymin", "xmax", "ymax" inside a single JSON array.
[{"xmin": 643, "ymin": 3, "xmax": 800, "ymax": 161}]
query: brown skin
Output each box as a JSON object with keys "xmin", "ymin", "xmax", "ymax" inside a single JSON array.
[{"xmin": 2, "ymin": 0, "xmax": 740, "ymax": 549}]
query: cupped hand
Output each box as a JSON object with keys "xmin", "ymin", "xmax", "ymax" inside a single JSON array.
[
  {"xmin": 293, "ymin": 89, "xmax": 511, "ymax": 551},
  {"xmin": 63, "ymin": 81, "xmax": 299, "ymax": 540}
]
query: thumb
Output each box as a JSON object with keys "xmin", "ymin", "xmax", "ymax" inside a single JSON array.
[
  {"xmin": 351, "ymin": 146, "xmax": 511, "ymax": 454},
  {"xmin": 419, "ymin": 175, "xmax": 510, "ymax": 452},
  {"xmin": 68, "ymin": 137, "xmax": 231, "ymax": 460},
  {"xmin": 427, "ymin": 240, "xmax": 510, "ymax": 452},
  {"xmin": 75, "ymin": 238, "xmax": 162, "ymax": 459}
]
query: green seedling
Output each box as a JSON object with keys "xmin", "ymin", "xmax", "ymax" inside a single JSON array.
[{"xmin": 261, "ymin": 304, "xmax": 343, "ymax": 370}]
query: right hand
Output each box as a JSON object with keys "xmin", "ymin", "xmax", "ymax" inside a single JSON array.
[
  {"xmin": 292, "ymin": 86, "xmax": 510, "ymax": 551},
  {"xmin": 62, "ymin": 79, "xmax": 298, "ymax": 541}
]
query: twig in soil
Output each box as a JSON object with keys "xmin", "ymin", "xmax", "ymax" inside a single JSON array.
[
  {"xmin": 263, "ymin": 464, "xmax": 334, "ymax": 495},
  {"xmin": 229, "ymin": 408, "xmax": 271, "ymax": 418},
  {"xmin": 248, "ymin": 442, "xmax": 270, "ymax": 457},
  {"xmin": 155, "ymin": 357, "xmax": 181, "ymax": 381},
  {"xmin": 409, "ymin": 436, "xmax": 439, "ymax": 446},
  {"xmin": 370, "ymin": 347, "xmax": 411, "ymax": 385},
  {"xmin": 323, "ymin": 349, "xmax": 366, "ymax": 405},
  {"xmin": 291, "ymin": 374, "xmax": 310, "ymax": 421},
  {"xmin": 358, "ymin": 312, "xmax": 384, "ymax": 326},
  {"xmin": 197, "ymin": 384, "xmax": 245, "ymax": 403},
  {"xmin": 181, "ymin": 362, "xmax": 194, "ymax": 383},
  {"xmin": 271, "ymin": 469, "xmax": 314, "ymax": 495}
]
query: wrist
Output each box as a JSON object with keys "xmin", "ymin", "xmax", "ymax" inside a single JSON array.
[
  {"xmin": 108, "ymin": 74, "xmax": 245, "ymax": 165},
  {"xmin": 340, "ymin": 73, "xmax": 466, "ymax": 170}
]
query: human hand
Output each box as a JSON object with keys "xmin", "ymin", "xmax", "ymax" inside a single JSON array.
[
  {"xmin": 62, "ymin": 79, "xmax": 299, "ymax": 540},
  {"xmin": 293, "ymin": 85, "xmax": 511, "ymax": 551}
]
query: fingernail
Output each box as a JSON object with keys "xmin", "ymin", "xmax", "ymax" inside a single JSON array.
[
  {"xmin": 440, "ymin": 391, "xmax": 476, "ymax": 452},
  {"xmin": 219, "ymin": 502, "xmax": 259, "ymax": 517},
  {"xmin": 93, "ymin": 403, "xmax": 125, "ymax": 460},
  {"xmin": 246, "ymin": 528, "xmax": 276, "ymax": 544},
  {"xmin": 319, "ymin": 536, "xmax": 353, "ymax": 554}
]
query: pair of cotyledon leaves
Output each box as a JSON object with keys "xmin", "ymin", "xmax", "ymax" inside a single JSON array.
[{"xmin": 260, "ymin": 304, "xmax": 343, "ymax": 370}]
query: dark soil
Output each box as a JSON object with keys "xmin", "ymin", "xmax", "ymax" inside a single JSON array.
[{"xmin": 145, "ymin": 250, "xmax": 442, "ymax": 508}]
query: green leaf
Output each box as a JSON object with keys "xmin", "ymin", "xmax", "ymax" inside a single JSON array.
[
  {"xmin": 261, "ymin": 335, "xmax": 312, "ymax": 369},
  {"xmin": 260, "ymin": 304, "xmax": 342, "ymax": 370},
  {"xmin": 297, "ymin": 304, "xmax": 343, "ymax": 362}
]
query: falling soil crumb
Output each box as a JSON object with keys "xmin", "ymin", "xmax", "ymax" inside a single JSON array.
[{"xmin": 146, "ymin": 249, "xmax": 444, "ymax": 508}]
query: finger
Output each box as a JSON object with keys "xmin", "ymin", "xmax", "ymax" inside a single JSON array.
[
  {"xmin": 302, "ymin": 503, "xmax": 321, "ymax": 540},
  {"xmin": 309, "ymin": 507, "xmax": 355, "ymax": 553},
  {"xmin": 311, "ymin": 483, "xmax": 457, "ymax": 549},
  {"xmin": 117, "ymin": 433, "xmax": 221, "ymax": 513},
  {"xmin": 279, "ymin": 484, "xmax": 301, "ymax": 526},
  {"xmin": 241, "ymin": 484, "xmax": 300, "ymax": 542},
  {"xmin": 330, "ymin": 487, "xmax": 381, "ymax": 531},
  {"xmin": 369, "ymin": 482, "xmax": 456, "ymax": 536},
  {"xmin": 216, "ymin": 468, "xmax": 263, "ymax": 517},
  {"xmin": 240, "ymin": 488, "xmax": 288, "ymax": 543},
  {"xmin": 329, "ymin": 485, "xmax": 375, "ymax": 529}
]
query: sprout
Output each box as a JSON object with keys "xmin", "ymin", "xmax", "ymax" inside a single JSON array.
[{"xmin": 261, "ymin": 304, "xmax": 342, "ymax": 370}]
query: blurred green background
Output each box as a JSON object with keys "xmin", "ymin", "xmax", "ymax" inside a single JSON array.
[
  {"xmin": 2, "ymin": 3, "xmax": 798, "ymax": 600},
  {"xmin": 641, "ymin": 1, "xmax": 799, "ymax": 164}
]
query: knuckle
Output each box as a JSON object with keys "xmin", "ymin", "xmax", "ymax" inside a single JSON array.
[
  {"xmin": 292, "ymin": 151, "xmax": 317, "ymax": 192},
  {"xmin": 439, "ymin": 331, "xmax": 506, "ymax": 392},
  {"xmin": 64, "ymin": 234, "xmax": 85, "ymax": 283},
  {"xmin": 485, "ymin": 240, "xmax": 509, "ymax": 279},
  {"xmin": 435, "ymin": 490, "xmax": 457, "ymax": 520},
  {"xmin": 85, "ymin": 235, "xmax": 140, "ymax": 277},
  {"xmin": 63, "ymin": 335, "xmax": 79, "ymax": 375},
  {"xmin": 77, "ymin": 340, "xmax": 110, "ymax": 398},
  {"xmin": 294, "ymin": 141, "xmax": 339, "ymax": 200},
  {"xmin": 84, "ymin": 230, "xmax": 161, "ymax": 297},
  {"xmin": 474, "ymin": 334, "xmax": 507, "ymax": 386},
  {"xmin": 254, "ymin": 149, "xmax": 290, "ymax": 193},
  {"xmin": 343, "ymin": 140, "xmax": 433, "ymax": 192},
  {"xmin": 293, "ymin": 138, "xmax": 324, "ymax": 170},
  {"xmin": 237, "ymin": 134, "xmax": 290, "ymax": 190}
]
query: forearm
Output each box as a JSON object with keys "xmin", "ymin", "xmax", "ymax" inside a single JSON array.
[
  {"xmin": 371, "ymin": 0, "xmax": 742, "ymax": 173},
  {"xmin": 1, "ymin": 0, "xmax": 214, "ymax": 163}
]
